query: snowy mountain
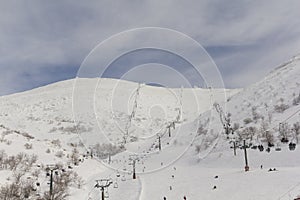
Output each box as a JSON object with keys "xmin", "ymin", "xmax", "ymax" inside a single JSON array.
[
  {"xmin": 128, "ymin": 55, "xmax": 300, "ymax": 200},
  {"xmin": 0, "ymin": 54, "xmax": 300, "ymax": 200}
]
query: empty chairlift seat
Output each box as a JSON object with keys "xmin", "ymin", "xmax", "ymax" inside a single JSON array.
[{"xmin": 281, "ymin": 137, "xmax": 289, "ymax": 143}]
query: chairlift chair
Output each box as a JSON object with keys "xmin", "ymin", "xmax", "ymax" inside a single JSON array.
[
  {"xmin": 104, "ymin": 190, "xmax": 109, "ymax": 198},
  {"xmin": 113, "ymin": 182, "xmax": 118, "ymax": 188},
  {"xmin": 251, "ymin": 145, "xmax": 258, "ymax": 150},
  {"xmin": 268, "ymin": 142, "xmax": 274, "ymax": 148},
  {"xmin": 121, "ymin": 175, "xmax": 126, "ymax": 181},
  {"xmin": 281, "ymin": 137, "xmax": 289, "ymax": 143}
]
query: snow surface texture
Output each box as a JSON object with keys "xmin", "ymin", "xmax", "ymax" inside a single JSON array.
[{"xmin": 0, "ymin": 55, "xmax": 299, "ymax": 199}]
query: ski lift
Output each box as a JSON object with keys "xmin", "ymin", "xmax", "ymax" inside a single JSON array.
[
  {"xmin": 268, "ymin": 142, "xmax": 274, "ymax": 148},
  {"xmin": 281, "ymin": 137, "xmax": 289, "ymax": 143},
  {"xmin": 104, "ymin": 190, "xmax": 109, "ymax": 198},
  {"xmin": 113, "ymin": 182, "xmax": 118, "ymax": 188},
  {"xmin": 275, "ymin": 147, "xmax": 281, "ymax": 151}
]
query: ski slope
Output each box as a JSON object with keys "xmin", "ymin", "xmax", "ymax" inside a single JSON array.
[{"xmin": 0, "ymin": 54, "xmax": 300, "ymax": 199}]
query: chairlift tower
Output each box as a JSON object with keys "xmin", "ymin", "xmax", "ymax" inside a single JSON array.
[
  {"xmin": 230, "ymin": 129, "xmax": 237, "ymax": 156},
  {"xmin": 158, "ymin": 135, "xmax": 161, "ymax": 151},
  {"xmin": 233, "ymin": 140, "xmax": 237, "ymax": 156},
  {"xmin": 168, "ymin": 125, "xmax": 171, "ymax": 137},
  {"xmin": 157, "ymin": 132, "xmax": 163, "ymax": 151},
  {"xmin": 243, "ymin": 140, "xmax": 249, "ymax": 172},
  {"xmin": 46, "ymin": 164, "xmax": 59, "ymax": 200},
  {"xmin": 94, "ymin": 179, "xmax": 113, "ymax": 200},
  {"xmin": 129, "ymin": 155, "xmax": 139, "ymax": 179},
  {"xmin": 213, "ymin": 103, "xmax": 232, "ymax": 135}
]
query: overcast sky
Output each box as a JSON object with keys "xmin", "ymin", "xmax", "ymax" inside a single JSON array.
[{"xmin": 1, "ymin": 0, "xmax": 300, "ymax": 95}]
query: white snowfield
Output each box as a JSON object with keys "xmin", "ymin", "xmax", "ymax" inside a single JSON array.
[{"xmin": 0, "ymin": 55, "xmax": 300, "ymax": 200}]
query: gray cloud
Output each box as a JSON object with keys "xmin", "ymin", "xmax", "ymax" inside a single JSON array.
[{"xmin": 0, "ymin": 0, "xmax": 300, "ymax": 95}]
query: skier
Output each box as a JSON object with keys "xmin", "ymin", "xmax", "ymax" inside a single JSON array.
[
  {"xmin": 163, "ymin": 197, "xmax": 167, "ymax": 200},
  {"xmin": 183, "ymin": 196, "xmax": 187, "ymax": 200}
]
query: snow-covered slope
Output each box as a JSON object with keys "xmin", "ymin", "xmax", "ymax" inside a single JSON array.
[
  {"xmin": 136, "ymin": 55, "xmax": 300, "ymax": 200},
  {"xmin": 0, "ymin": 78, "xmax": 238, "ymax": 148},
  {"xmin": 0, "ymin": 54, "xmax": 299, "ymax": 200},
  {"xmin": 0, "ymin": 77, "xmax": 237, "ymax": 199}
]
